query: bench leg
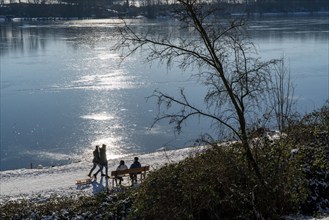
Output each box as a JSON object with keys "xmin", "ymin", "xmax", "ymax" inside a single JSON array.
[{"xmin": 139, "ymin": 172, "xmax": 146, "ymax": 182}]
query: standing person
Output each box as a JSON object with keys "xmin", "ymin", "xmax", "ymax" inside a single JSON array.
[
  {"xmin": 94, "ymin": 144, "xmax": 108, "ymax": 178},
  {"xmin": 115, "ymin": 160, "xmax": 128, "ymax": 185},
  {"xmin": 99, "ymin": 144, "xmax": 109, "ymax": 178},
  {"xmin": 129, "ymin": 157, "xmax": 141, "ymax": 184},
  {"xmin": 87, "ymin": 145, "xmax": 102, "ymax": 178}
]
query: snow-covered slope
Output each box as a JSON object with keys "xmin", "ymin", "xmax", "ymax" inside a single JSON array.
[
  {"xmin": 0, "ymin": 147, "xmax": 200, "ymax": 203},
  {"xmin": 1, "ymin": 146, "xmax": 328, "ymax": 220}
]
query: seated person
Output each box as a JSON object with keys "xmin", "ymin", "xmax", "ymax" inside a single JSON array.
[
  {"xmin": 129, "ymin": 157, "xmax": 141, "ymax": 184},
  {"xmin": 115, "ymin": 160, "xmax": 128, "ymax": 185}
]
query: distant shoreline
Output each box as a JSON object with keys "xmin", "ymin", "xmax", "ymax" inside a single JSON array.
[{"xmin": 1, "ymin": 11, "xmax": 328, "ymax": 23}]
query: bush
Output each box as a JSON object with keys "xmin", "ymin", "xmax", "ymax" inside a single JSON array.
[
  {"xmin": 129, "ymin": 142, "xmax": 308, "ymax": 219},
  {"xmin": 0, "ymin": 189, "xmax": 138, "ymax": 219},
  {"xmin": 285, "ymin": 100, "xmax": 329, "ymax": 215},
  {"xmin": 129, "ymin": 102, "xmax": 329, "ymax": 219},
  {"xmin": 0, "ymin": 194, "xmax": 106, "ymax": 219}
]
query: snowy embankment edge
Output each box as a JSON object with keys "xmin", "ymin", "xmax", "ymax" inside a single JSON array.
[
  {"xmin": 0, "ymin": 146, "xmax": 205, "ymax": 204},
  {"xmin": 1, "ymin": 144, "xmax": 329, "ymax": 220}
]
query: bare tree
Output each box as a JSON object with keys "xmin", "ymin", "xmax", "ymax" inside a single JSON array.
[
  {"xmin": 113, "ymin": 0, "xmax": 279, "ymax": 182},
  {"xmin": 269, "ymin": 57, "xmax": 296, "ymax": 132}
]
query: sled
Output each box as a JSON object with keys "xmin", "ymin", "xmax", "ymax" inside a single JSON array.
[{"xmin": 76, "ymin": 178, "xmax": 93, "ymax": 185}]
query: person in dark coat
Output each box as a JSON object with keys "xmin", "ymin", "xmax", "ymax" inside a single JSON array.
[
  {"xmin": 94, "ymin": 144, "xmax": 109, "ymax": 178},
  {"xmin": 88, "ymin": 145, "xmax": 103, "ymax": 178},
  {"xmin": 129, "ymin": 157, "xmax": 141, "ymax": 184}
]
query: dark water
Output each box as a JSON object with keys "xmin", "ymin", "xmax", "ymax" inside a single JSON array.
[{"xmin": 1, "ymin": 16, "xmax": 328, "ymax": 170}]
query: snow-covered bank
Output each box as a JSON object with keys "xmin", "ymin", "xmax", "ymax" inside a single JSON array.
[
  {"xmin": 1, "ymin": 146, "xmax": 329, "ymax": 220},
  {"xmin": 0, "ymin": 147, "xmax": 202, "ymax": 203}
]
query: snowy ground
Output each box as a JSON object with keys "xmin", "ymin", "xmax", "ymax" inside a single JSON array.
[
  {"xmin": 1, "ymin": 146, "xmax": 328, "ymax": 220},
  {"xmin": 0, "ymin": 147, "xmax": 202, "ymax": 204}
]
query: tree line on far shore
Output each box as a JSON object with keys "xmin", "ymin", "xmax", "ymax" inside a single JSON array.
[{"xmin": 0, "ymin": 0, "xmax": 328, "ymax": 19}]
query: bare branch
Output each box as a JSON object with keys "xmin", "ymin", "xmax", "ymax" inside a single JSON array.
[{"xmin": 150, "ymin": 89, "xmax": 241, "ymax": 139}]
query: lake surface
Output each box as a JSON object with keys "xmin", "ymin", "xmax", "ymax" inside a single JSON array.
[{"xmin": 1, "ymin": 16, "xmax": 328, "ymax": 171}]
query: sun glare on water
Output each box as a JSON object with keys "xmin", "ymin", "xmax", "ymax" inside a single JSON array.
[{"xmin": 80, "ymin": 112, "xmax": 114, "ymax": 121}]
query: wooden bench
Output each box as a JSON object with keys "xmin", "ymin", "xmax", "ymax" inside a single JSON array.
[{"xmin": 110, "ymin": 166, "xmax": 150, "ymax": 186}]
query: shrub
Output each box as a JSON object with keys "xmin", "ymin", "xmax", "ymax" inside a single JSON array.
[
  {"xmin": 285, "ymin": 100, "xmax": 329, "ymax": 215},
  {"xmin": 129, "ymin": 139, "xmax": 310, "ymax": 219},
  {"xmin": 0, "ymin": 192, "xmax": 113, "ymax": 219},
  {"xmin": 129, "ymin": 102, "xmax": 329, "ymax": 219}
]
